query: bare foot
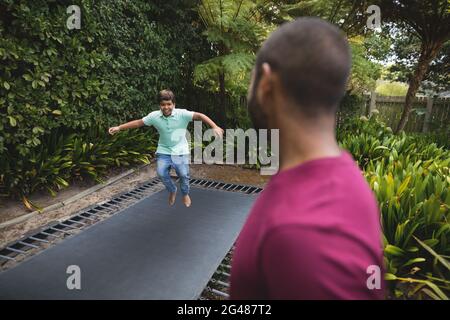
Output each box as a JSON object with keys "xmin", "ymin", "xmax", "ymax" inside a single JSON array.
[
  {"xmin": 169, "ymin": 192, "xmax": 176, "ymax": 206},
  {"xmin": 182, "ymin": 195, "xmax": 191, "ymax": 207}
]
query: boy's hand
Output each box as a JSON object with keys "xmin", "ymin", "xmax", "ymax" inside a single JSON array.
[
  {"xmin": 108, "ymin": 126, "xmax": 121, "ymax": 135},
  {"xmin": 213, "ymin": 126, "xmax": 224, "ymax": 138}
]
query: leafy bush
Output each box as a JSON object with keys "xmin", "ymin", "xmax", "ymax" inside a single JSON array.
[
  {"xmin": 0, "ymin": 0, "xmax": 211, "ymax": 157},
  {"xmin": 0, "ymin": 127, "xmax": 157, "ymax": 210},
  {"xmin": 410, "ymin": 128, "xmax": 450, "ymax": 150},
  {"xmin": 339, "ymin": 116, "xmax": 450, "ymax": 299},
  {"xmin": 376, "ymin": 81, "xmax": 408, "ymax": 96},
  {"xmin": 0, "ymin": 0, "xmax": 213, "ymax": 208}
]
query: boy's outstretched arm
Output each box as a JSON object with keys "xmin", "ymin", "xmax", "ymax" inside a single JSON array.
[
  {"xmin": 108, "ymin": 119, "xmax": 145, "ymax": 135},
  {"xmin": 193, "ymin": 112, "xmax": 224, "ymax": 138}
]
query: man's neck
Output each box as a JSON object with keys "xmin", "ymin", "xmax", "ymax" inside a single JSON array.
[
  {"xmin": 273, "ymin": 112, "xmax": 341, "ymax": 172},
  {"xmin": 279, "ymin": 136, "xmax": 341, "ymax": 172}
]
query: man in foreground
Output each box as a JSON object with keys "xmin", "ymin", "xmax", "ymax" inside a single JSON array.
[{"xmin": 230, "ymin": 18, "xmax": 385, "ymax": 299}]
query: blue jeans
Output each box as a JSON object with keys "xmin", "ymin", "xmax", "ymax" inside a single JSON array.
[{"xmin": 156, "ymin": 153, "xmax": 190, "ymax": 195}]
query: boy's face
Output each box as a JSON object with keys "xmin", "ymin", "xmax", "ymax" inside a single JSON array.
[{"xmin": 160, "ymin": 100, "xmax": 175, "ymax": 117}]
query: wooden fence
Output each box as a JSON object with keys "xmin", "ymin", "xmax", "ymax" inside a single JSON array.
[
  {"xmin": 364, "ymin": 93, "xmax": 450, "ymax": 133},
  {"xmin": 199, "ymin": 93, "xmax": 449, "ymax": 133}
]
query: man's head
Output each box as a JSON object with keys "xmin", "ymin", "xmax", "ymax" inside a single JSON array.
[
  {"xmin": 158, "ymin": 89, "xmax": 176, "ymax": 117},
  {"xmin": 247, "ymin": 18, "xmax": 351, "ymax": 129}
]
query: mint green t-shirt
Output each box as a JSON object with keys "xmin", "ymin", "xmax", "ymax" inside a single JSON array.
[{"xmin": 142, "ymin": 108, "xmax": 194, "ymax": 155}]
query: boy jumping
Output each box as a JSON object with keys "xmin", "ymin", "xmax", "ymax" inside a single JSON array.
[{"xmin": 108, "ymin": 89, "xmax": 223, "ymax": 207}]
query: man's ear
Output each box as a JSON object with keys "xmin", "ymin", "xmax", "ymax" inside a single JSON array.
[{"xmin": 256, "ymin": 63, "xmax": 274, "ymax": 111}]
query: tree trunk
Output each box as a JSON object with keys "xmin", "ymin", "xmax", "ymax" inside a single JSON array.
[
  {"xmin": 395, "ymin": 41, "xmax": 444, "ymax": 133},
  {"xmin": 218, "ymin": 69, "xmax": 226, "ymax": 127}
]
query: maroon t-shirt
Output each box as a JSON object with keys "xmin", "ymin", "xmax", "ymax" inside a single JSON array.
[{"xmin": 230, "ymin": 150, "xmax": 385, "ymax": 299}]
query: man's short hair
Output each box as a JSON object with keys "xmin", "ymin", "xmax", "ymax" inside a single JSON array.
[
  {"xmin": 158, "ymin": 89, "xmax": 175, "ymax": 104},
  {"xmin": 255, "ymin": 17, "xmax": 351, "ymax": 116}
]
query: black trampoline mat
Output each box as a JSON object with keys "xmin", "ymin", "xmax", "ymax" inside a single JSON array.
[{"xmin": 0, "ymin": 187, "xmax": 257, "ymax": 299}]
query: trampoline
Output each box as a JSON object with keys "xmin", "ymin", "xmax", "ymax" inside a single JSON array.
[{"xmin": 0, "ymin": 178, "xmax": 261, "ymax": 300}]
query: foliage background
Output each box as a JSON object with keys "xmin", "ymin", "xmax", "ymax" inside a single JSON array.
[{"xmin": 0, "ymin": 0, "xmax": 215, "ymax": 158}]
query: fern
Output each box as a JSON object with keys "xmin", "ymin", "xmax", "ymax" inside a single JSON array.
[{"xmin": 195, "ymin": 0, "xmax": 272, "ymax": 92}]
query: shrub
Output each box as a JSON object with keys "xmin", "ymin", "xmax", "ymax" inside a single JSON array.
[
  {"xmin": 0, "ymin": 0, "xmax": 210, "ymax": 157},
  {"xmin": 0, "ymin": 126, "xmax": 157, "ymax": 210},
  {"xmin": 339, "ymin": 117, "xmax": 450, "ymax": 299}
]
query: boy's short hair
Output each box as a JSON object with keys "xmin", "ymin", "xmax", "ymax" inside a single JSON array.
[{"xmin": 158, "ymin": 89, "xmax": 175, "ymax": 104}]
